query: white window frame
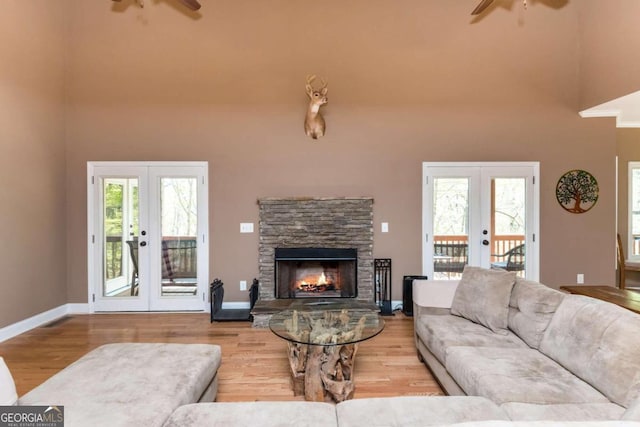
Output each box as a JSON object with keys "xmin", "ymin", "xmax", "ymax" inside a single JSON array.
[{"xmin": 628, "ymin": 161, "xmax": 640, "ymax": 261}]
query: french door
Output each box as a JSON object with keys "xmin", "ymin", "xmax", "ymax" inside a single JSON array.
[
  {"xmin": 88, "ymin": 162, "xmax": 208, "ymax": 312},
  {"xmin": 422, "ymin": 162, "xmax": 539, "ymax": 281}
]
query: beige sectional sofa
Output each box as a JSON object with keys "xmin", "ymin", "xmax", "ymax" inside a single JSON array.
[
  {"xmin": 162, "ymin": 397, "xmax": 640, "ymax": 427},
  {"xmin": 412, "ymin": 266, "xmax": 640, "ymax": 424},
  {"xmin": 7, "ymin": 268, "xmax": 640, "ymax": 426}
]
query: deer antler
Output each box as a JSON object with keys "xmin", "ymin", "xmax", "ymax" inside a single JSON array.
[
  {"xmin": 306, "ymin": 75, "xmax": 317, "ymax": 97},
  {"xmin": 178, "ymin": 0, "xmax": 202, "ymax": 11},
  {"xmin": 305, "ymin": 75, "xmax": 328, "ymax": 98}
]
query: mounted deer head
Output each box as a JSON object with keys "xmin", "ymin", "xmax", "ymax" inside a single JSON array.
[{"xmin": 304, "ymin": 75, "xmax": 328, "ymax": 140}]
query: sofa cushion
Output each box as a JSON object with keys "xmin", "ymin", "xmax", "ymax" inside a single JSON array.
[
  {"xmin": 163, "ymin": 402, "xmax": 337, "ymax": 427},
  {"xmin": 445, "ymin": 346, "xmax": 610, "ymax": 405},
  {"xmin": 434, "ymin": 422, "xmax": 640, "ymax": 427},
  {"xmin": 501, "ymin": 402, "xmax": 625, "ymax": 421},
  {"xmin": 335, "ymin": 396, "xmax": 509, "ymax": 427},
  {"xmin": 539, "ymin": 294, "xmax": 640, "ymax": 408},
  {"xmin": 508, "ymin": 278, "xmax": 565, "ymax": 349},
  {"xmin": 0, "ymin": 357, "xmax": 18, "ymax": 405},
  {"xmin": 451, "ymin": 266, "xmax": 516, "ymax": 334},
  {"xmin": 20, "ymin": 343, "xmax": 221, "ymax": 427},
  {"xmin": 415, "ymin": 314, "xmax": 527, "ymax": 365}
]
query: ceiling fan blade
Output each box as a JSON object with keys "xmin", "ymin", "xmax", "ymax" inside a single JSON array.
[
  {"xmin": 471, "ymin": 0, "xmax": 495, "ymax": 15},
  {"xmin": 177, "ymin": 0, "xmax": 201, "ymax": 11}
]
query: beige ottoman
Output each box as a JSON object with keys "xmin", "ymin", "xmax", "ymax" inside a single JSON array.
[{"xmin": 20, "ymin": 343, "xmax": 221, "ymax": 427}]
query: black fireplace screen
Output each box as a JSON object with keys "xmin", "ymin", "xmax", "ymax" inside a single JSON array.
[{"xmin": 274, "ymin": 248, "xmax": 357, "ymax": 299}]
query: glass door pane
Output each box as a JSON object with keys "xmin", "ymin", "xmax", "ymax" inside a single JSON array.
[
  {"xmin": 102, "ymin": 178, "xmax": 140, "ymax": 297},
  {"xmin": 92, "ymin": 165, "xmax": 149, "ymax": 312},
  {"xmin": 148, "ymin": 165, "xmax": 207, "ymax": 312},
  {"xmin": 432, "ymin": 177, "xmax": 470, "ymax": 280},
  {"xmin": 160, "ymin": 177, "xmax": 198, "ymax": 297},
  {"xmin": 490, "ymin": 178, "xmax": 526, "ymax": 277}
]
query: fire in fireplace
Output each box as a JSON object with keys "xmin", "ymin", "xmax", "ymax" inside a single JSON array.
[{"xmin": 275, "ymin": 248, "xmax": 357, "ymax": 299}]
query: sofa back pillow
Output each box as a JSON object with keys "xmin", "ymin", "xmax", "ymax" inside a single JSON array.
[
  {"xmin": 507, "ymin": 278, "xmax": 565, "ymax": 349},
  {"xmin": 450, "ymin": 266, "xmax": 516, "ymax": 335},
  {"xmin": 0, "ymin": 357, "xmax": 18, "ymax": 405},
  {"xmin": 539, "ymin": 294, "xmax": 640, "ymax": 408}
]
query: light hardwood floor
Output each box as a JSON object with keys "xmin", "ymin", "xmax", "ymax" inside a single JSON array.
[{"xmin": 0, "ymin": 312, "xmax": 443, "ymax": 401}]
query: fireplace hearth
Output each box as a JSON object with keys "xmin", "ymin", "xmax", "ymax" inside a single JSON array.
[{"xmin": 275, "ymin": 248, "xmax": 357, "ymax": 299}]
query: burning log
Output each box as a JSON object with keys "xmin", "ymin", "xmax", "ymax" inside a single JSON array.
[{"xmin": 295, "ymin": 271, "xmax": 337, "ymax": 294}]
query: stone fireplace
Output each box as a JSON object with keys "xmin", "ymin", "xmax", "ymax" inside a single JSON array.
[{"xmin": 253, "ymin": 197, "xmax": 374, "ymax": 326}]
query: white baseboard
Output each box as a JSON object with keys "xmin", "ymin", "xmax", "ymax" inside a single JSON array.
[
  {"xmin": 0, "ymin": 305, "xmax": 67, "ymax": 343},
  {"xmin": 67, "ymin": 303, "xmax": 90, "ymax": 314},
  {"xmin": 0, "ymin": 304, "xmax": 90, "ymax": 343}
]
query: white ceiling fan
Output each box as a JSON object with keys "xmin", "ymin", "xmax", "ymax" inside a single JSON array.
[
  {"xmin": 112, "ymin": 0, "xmax": 202, "ymax": 11},
  {"xmin": 471, "ymin": 0, "xmax": 527, "ymax": 15}
]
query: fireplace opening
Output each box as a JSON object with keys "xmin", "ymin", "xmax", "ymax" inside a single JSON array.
[{"xmin": 275, "ymin": 248, "xmax": 357, "ymax": 299}]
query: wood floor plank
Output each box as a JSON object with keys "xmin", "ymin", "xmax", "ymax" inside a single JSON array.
[{"xmin": 0, "ymin": 312, "xmax": 443, "ymax": 401}]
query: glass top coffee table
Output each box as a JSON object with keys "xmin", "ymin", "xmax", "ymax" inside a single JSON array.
[{"xmin": 269, "ymin": 301, "xmax": 384, "ymax": 402}]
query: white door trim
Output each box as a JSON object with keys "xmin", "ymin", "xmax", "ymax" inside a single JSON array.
[
  {"xmin": 87, "ymin": 161, "xmax": 209, "ymax": 313},
  {"xmin": 422, "ymin": 161, "xmax": 540, "ymax": 281}
]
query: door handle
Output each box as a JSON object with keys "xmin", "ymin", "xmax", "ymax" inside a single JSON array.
[
  {"xmin": 139, "ymin": 241, "xmax": 147, "ymax": 247},
  {"xmin": 482, "ymin": 240, "xmax": 489, "ymax": 246}
]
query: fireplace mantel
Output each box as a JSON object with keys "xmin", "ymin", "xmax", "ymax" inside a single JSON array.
[{"xmin": 257, "ymin": 196, "xmax": 375, "ymax": 202}]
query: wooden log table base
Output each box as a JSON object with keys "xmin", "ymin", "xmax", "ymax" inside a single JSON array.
[
  {"xmin": 283, "ymin": 310, "xmax": 367, "ymax": 402},
  {"xmin": 288, "ymin": 341, "xmax": 359, "ymax": 402}
]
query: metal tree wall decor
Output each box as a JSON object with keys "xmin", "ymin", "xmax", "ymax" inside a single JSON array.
[{"xmin": 556, "ymin": 169, "xmax": 599, "ymax": 214}]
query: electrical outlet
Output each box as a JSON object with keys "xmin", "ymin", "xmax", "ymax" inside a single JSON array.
[
  {"xmin": 240, "ymin": 280, "xmax": 247, "ymax": 291},
  {"xmin": 577, "ymin": 273, "xmax": 584, "ymax": 284},
  {"xmin": 240, "ymin": 223, "xmax": 254, "ymax": 233},
  {"xmin": 381, "ymin": 222, "xmax": 389, "ymax": 233}
]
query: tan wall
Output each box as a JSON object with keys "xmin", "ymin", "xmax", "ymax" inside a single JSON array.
[
  {"xmin": 6, "ymin": 1, "xmax": 640, "ymax": 326},
  {"xmin": 0, "ymin": 1, "xmax": 67, "ymax": 326},
  {"xmin": 579, "ymin": 0, "xmax": 640, "ymax": 108},
  {"xmin": 62, "ymin": 0, "xmax": 618, "ymax": 307}
]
